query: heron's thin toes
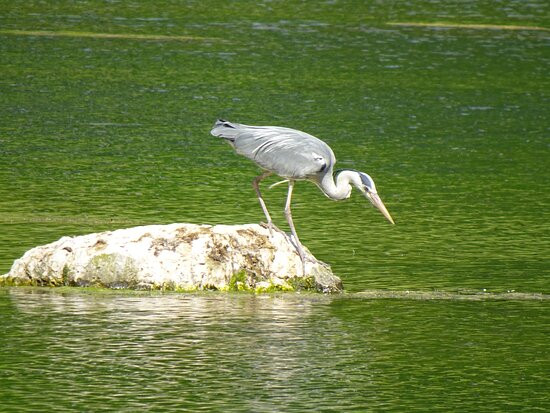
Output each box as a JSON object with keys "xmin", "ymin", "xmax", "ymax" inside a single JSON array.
[
  {"xmin": 260, "ymin": 221, "xmax": 287, "ymax": 237},
  {"xmin": 304, "ymin": 256, "xmax": 318, "ymax": 264},
  {"xmin": 260, "ymin": 221, "xmax": 274, "ymax": 236}
]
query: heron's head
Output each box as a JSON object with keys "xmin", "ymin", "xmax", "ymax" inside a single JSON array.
[{"xmin": 353, "ymin": 171, "xmax": 395, "ymax": 225}]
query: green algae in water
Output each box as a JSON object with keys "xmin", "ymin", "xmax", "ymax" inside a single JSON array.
[
  {"xmin": 224, "ymin": 271, "xmax": 296, "ymax": 293},
  {"xmin": 226, "ymin": 271, "xmax": 250, "ymax": 292}
]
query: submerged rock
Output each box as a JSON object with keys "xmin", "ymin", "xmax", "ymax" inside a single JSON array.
[{"xmin": 1, "ymin": 223, "xmax": 342, "ymax": 293}]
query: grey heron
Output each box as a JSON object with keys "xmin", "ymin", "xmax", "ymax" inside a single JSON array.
[{"xmin": 211, "ymin": 119, "xmax": 394, "ymax": 271}]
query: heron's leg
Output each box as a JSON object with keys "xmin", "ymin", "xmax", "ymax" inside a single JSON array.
[
  {"xmin": 284, "ymin": 180, "xmax": 307, "ymax": 275},
  {"xmin": 252, "ymin": 171, "xmax": 274, "ymax": 233}
]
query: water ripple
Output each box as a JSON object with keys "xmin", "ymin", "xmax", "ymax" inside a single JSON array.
[{"xmin": 1, "ymin": 289, "xmax": 548, "ymax": 411}]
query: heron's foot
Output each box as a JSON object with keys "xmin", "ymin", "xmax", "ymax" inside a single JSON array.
[
  {"xmin": 300, "ymin": 253, "xmax": 321, "ymax": 270},
  {"xmin": 299, "ymin": 254, "xmax": 319, "ymax": 277},
  {"xmin": 259, "ymin": 221, "xmax": 274, "ymax": 236},
  {"xmin": 260, "ymin": 221, "xmax": 285, "ymax": 237},
  {"xmin": 304, "ymin": 255, "xmax": 323, "ymax": 265},
  {"xmin": 291, "ymin": 242, "xmax": 318, "ymax": 276}
]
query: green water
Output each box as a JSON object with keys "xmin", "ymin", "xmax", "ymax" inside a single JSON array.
[
  {"xmin": 0, "ymin": 0, "xmax": 549, "ymax": 410},
  {"xmin": 1, "ymin": 289, "xmax": 548, "ymax": 411}
]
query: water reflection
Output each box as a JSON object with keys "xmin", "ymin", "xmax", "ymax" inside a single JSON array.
[
  {"xmin": 5, "ymin": 289, "xmax": 340, "ymax": 411},
  {"xmin": 2, "ymin": 289, "xmax": 548, "ymax": 411}
]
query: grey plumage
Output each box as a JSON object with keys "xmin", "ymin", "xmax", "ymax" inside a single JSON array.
[
  {"xmin": 211, "ymin": 119, "xmax": 333, "ymax": 181},
  {"xmin": 211, "ymin": 119, "xmax": 394, "ymax": 274}
]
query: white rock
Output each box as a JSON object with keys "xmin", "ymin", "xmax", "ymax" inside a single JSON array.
[{"xmin": 1, "ymin": 223, "xmax": 342, "ymax": 293}]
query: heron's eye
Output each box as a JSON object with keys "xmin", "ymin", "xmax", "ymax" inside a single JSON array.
[{"xmin": 363, "ymin": 186, "xmax": 370, "ymax": 193}]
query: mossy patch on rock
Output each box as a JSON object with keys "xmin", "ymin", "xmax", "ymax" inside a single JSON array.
[{"xmin": 80, "ymin": 253, "xmax": 139, "ymax": 289}]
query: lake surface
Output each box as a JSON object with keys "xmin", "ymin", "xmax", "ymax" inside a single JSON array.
[
  {"xmin": 0, "ymin": 0, "xmax": 548, "ymax": 411},
  {"xmin": 1, "ymin": 288, "xmax": 549, "ymax": 412}
]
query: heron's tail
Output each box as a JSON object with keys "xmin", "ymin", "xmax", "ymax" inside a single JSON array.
[{"xmin": 210, "ymin": 119, "xmax": 239, "ymax": 141}]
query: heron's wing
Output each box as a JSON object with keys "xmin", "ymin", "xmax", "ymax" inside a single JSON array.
[{"xmin": 232, "ymin": 125, "xmax": 335, "ymax": 179}]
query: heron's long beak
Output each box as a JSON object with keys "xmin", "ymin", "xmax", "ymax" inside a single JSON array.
[{"xmin": 367, "ymin": 193, "xmax": 395, "ymax": 224}]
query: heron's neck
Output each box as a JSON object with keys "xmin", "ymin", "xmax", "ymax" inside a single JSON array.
[{"xmin": 319, "ymin": 170, "xmax": 357, "ymax": 200}]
